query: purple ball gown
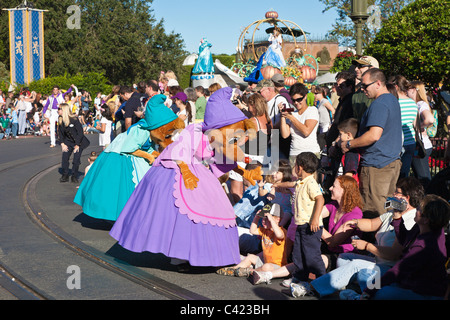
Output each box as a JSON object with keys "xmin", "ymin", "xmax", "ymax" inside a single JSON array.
[{"xmin": 110, "ymin": 124, "xmax": 241, "ymax": 267}]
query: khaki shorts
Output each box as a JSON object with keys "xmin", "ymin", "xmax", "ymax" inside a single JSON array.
[{"xmin": 359, "ymin": 159, "xmax": 401, "ymax": 215}]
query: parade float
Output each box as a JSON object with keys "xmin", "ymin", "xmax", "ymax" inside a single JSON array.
[
  {"xmin": 188, "ymin": 11, "xmax": 320, "ymax": 90},
  {"xmin": 232, "ymin": 10, "xmax": 319, "ymax": 87}
]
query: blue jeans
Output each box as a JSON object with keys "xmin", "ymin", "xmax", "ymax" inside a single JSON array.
[
  {"xmin": 11, "ymin": 122, "xmax": 18, "ymax": 137},
  {"xmin": 311, "ymin": 252, "xmax": 390, "ymax": 297},
  {"xmin": 400, "ymin": 143, "xmax": 416, "ymax": 178},
  {"xmin": 411, "ymin": 147, "xmax": 432, "ymax": 186},
  {"xmin": 373, "ymin": 284, "xmax": 443, "ymax": 300}
]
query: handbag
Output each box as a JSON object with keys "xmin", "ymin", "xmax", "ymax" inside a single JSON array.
[
  {"xmin": 414, "ymin": 111, "xmax": 426, "ymax": 158},
  {"xmin": 426, "ymin": 109, "xmax": 438, "ymax": 138}
]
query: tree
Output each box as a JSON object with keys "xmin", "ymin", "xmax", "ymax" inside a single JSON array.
[
  {"xmin": 365, "ymin": 0, "xmax": 449, "ymax": 88},
  {"xmin": 318, "ymin": 0, "xmax": 413, "ymax": 47},
  {"xmin": 0, "ymin": 0, "xmax": 188, "ymax": 85}
]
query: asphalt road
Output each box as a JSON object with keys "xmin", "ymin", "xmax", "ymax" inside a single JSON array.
[{"xmin": 0, "ymin": 134, "xmax": 305, "ymax": 305}]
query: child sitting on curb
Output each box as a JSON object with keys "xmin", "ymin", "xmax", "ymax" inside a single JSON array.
[{"xmin": 216, "ymin": 203, "xmax": 289, "ymax": 277}]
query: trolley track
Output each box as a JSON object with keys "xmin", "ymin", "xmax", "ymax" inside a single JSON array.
[
  {"xmin": 0, "ymin": 149, "xmax": 59, "ymax": 300},
  {"xmin": 0, "ymin": 264, "xmax": 49, "ymax": 300},
  {"xmin": 0, "ymin": 139, "xmax": 291, "ymax": 301},
  {"xmin": 22, "ymin": 164, "xmax": 209, "ymax": 300}
]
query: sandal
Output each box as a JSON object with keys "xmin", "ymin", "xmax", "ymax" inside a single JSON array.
[
  {"xmin": 216, "ymin": 267, "xmax": 236, "ymax": 276},
  {"xmin": 234, "ymin": 267, "xmax": 252, "ymax": 277}
]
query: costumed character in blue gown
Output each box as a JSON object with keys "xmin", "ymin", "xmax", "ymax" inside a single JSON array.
[
  {"xmin": 110, "ymin": 87, "xmax": 263, "ymax": 268},
  {"xmin": 74, "ymin": 95, "xmax": 184, "ymax": 221},
  {"xmin": 192, "ymin": 38, "xmax": 215, "ymax": 74},
  {"xmin": 264, "ymin": 28, "xmax": 286, "ymax": 68}
]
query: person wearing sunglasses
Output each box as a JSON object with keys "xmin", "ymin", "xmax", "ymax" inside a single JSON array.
[
  {"xmin": 279, "ymin": 83, "xmax": 320, "ymax": 168},
  {"xmin": 340, "ymin": 68, "xmax": 402, "ymax": 217},
  {"xmin": 352, "ymin": 56, "xmax": 379, "ymax": 123},
  {"xmin": 325, "ymin": 71, "xmax": 355, "ymax": 149}
]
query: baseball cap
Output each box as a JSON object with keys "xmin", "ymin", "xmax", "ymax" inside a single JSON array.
[
  {"xmin": 255, "ymin": 79, "xmax": 274, "ymax": 91},
  {"xmin": 258, "ymin": 203, "xmax": 283, "ymax": 218},
  {"xmin": 271, "ymin": 73, "xmax": 285, "ymax": 87},
  {"xmin": 167, "ymin": 79, "xmax": 179, "ymax": 87},
  {"xmin": 171, "ymin": 91, "xmax": 187, "ymax": 103},
  {"xmin": 353, "ymin": 56, "xmax": 379, "ymax": 68}
]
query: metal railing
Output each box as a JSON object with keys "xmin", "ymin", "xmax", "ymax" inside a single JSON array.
[{"xmin": 430, "ymin": 137, "xmax": 448, "ymax": 177}]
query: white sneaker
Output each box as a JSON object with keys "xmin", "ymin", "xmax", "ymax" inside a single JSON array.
[
  {"xmin": 251, "ymin": 271, "xmax": 272, "ymax": 285},
  {"xmin": 281, "ymin": 277, "xmax": 299, "ymax": 288},
  {"xmin": 290, "ymin": 281, "xmax": 313, "ymax": 298}
]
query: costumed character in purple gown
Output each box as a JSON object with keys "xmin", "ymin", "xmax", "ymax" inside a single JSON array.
[{"xmin": 110, "ymin": 87, "xmax": 262, "ymax": 268}]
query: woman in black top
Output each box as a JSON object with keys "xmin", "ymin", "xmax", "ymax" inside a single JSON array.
[{"xmin": 58, "ymin": 103, "xmax": 90, "ymax": 183}]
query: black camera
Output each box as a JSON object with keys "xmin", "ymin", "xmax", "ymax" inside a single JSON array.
[
  {"xmin": 281, "ymin": 103, "xmax": 295, "ymax": 112},
  {"xmin": 384, "ymin": 197, "xmax": 407, "ymax": 212},
  {"xmin": 232, "ymin": 97, "xmax": 242, "ymax": 105}
]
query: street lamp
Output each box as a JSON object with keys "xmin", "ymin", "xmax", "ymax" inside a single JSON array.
[{"xmin": 349, "ymin": 0, "xmax": 369, "ymax": 55}]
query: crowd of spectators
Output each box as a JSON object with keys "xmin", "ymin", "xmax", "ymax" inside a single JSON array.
[
  {"xmin": 1, "ymin": 59, "xmax": 449, "ymax": 300},
  {"xmin": 210, "ymin": 56, "xmax": 449, "ymax": 300}
]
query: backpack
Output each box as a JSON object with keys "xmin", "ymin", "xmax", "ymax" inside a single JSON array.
[{"xmin": 426, "ymin": 109, "xmax": 438, "ymax": 138}]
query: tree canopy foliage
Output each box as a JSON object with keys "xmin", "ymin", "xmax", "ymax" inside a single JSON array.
[
  {"xmin": 365, "ymin": 0, "xmax": 449, "ymax": 88},
  {"xmin": 0, "ymin": 0, "xmax": 188, "ymax": 85},
  {"xmin": 318, "ymin": 0, "xmax": 412, "ymax": 47}
]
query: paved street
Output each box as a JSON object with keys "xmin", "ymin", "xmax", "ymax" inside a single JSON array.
[{"xmin": 0, "ymin": 135, "xmax": 305, "ymax": 303}]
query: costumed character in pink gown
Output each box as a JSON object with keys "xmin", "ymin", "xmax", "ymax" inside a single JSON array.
[{"xmin": 110, "ymin": 87, "xmax": 262, "ymax": 268}]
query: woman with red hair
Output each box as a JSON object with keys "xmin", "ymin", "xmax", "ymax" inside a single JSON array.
[{"xmin": 320, "ymin": 175, "xmax": 364, "ymax": 271}]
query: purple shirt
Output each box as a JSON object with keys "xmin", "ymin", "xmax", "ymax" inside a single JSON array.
[
  {"xmin": 325, "ymin": 201, "xmax": 363, "ymax": 253},
  {"xmin": 368, "ymin": 229, "xmax": 448, "ymax": 298},
  {"xmin": 42, "ymin": 87, "xmax": 73, "ymax": 114}
]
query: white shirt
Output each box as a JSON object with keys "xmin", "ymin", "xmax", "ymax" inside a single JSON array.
[
  {"xmin": 267, "ymin": 94, "xmax": 289, "ymax": 126},
  {"xmin": 286, "ymin": 107, "xmax": 320, "ymax": 156},
  {"xmin": 99, "ymin": 118, "xmax": 112, "ymax": 146},
  {"xmin": 177, "ymin": 109, "xmax": 192, "ymax": 127},
  {"xmin": 376, "ymin": 209, "xmax": 416, "ymax": 266},
  {"xmin": 25, "ymin": 101, "xmax": 33, "ymax": 113},
  {"xmin": 417, "ymin": 101, "xmax": 433, "ymax": 149},
  {"xmin": 317, "ymin": 98, "xmax": 331, "ymax": 133}
]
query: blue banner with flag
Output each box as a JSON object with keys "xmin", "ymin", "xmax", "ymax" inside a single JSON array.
[{"xmin": 8, "ymin": 8, "xmax": 45, "ymax": 85}]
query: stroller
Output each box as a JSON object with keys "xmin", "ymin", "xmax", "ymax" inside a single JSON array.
[
  {"xmin": 25, "ymin": 119, "xmax": 41, "ymax": 136},
  {"xmin": 0, "ymin": 125, "xmax": 6, "ymax": 139}
]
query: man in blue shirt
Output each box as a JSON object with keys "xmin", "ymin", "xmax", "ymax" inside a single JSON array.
[{"xmin": 341, "ymin": 68, "xmax": 402, "ymax": 216}]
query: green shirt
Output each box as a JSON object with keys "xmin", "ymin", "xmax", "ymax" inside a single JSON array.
[
  {"xmin": 0, "ymin": 117, "xmax": 10, "ymax": 129},
  {"xmin": 195, "ymin": 96, "xmax": 206, "ymax": 120},
  {"xmin": 306, "ymin": 92, "xmax": 315, "ymax": 107},
  {"xmin": 352, "ymin": 90, "xmax": 372, "ymax": 123}
]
